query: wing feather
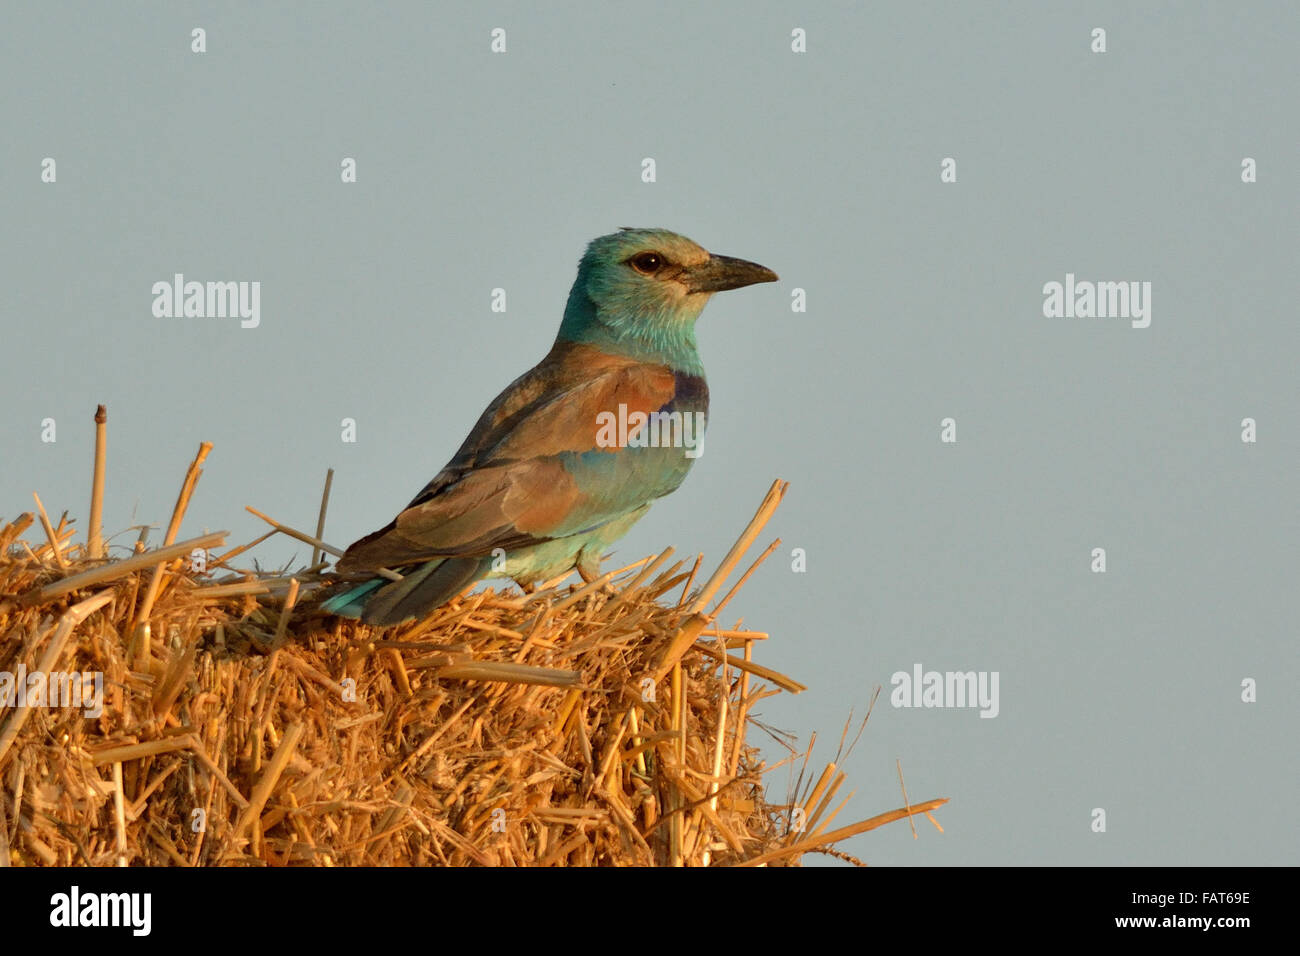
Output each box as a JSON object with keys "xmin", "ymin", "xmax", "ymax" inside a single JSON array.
[{"xmin": 336, "ymin": 343, "xmax": 701, "ymax": 573}]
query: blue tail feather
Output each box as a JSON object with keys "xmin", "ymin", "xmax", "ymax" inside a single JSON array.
[{"xmin": 320, "ymin": 578, "xmax": 386, "ymax": 618}]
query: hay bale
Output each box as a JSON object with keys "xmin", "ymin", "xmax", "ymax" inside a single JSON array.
[{"xmin": 0, "ymin": 421, "xmax": 943, "ymax": 866}]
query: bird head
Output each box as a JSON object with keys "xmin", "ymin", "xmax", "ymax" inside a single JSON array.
[{"xmin": 558, "ymin": 228, "xmax": 778, "ymax": 369}]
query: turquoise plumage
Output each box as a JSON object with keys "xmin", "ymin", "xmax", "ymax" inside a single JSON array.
[{"xmin": 322, "ymin": 228, "xmax": 777, "ymax": 626}]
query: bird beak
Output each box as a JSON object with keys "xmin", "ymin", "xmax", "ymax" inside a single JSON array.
[{"xmin": 683, "ymin": 254, "xmax": 779, "ymax": 294}]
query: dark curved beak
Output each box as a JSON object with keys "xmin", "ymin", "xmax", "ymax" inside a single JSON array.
[{"xmin": 684, "ymin": 254, "xmax": 779, "ymax": 294}]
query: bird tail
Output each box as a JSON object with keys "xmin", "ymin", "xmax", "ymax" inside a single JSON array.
[
  {"xmin": 323, "ymin": 557, "xmax": 491, "ymax": 627},
  {"xmin": 319, "ymin": 578, "xmax": 386, "ymax": 619}
]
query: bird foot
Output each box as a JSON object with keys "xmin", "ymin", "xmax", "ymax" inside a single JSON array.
[{"xmin": 578, "ymin": 563, "xmax": 618, "ymax": 596}]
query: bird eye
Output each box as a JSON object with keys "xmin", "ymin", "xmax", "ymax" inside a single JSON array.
[{"xmin": 629, "ymin": 252, "xmax": 664, "ymax": 275}]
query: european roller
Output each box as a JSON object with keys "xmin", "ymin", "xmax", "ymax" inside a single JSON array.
[{"xmin": 322, "ymin": 228, "xmax": 777, "ymax": 626}]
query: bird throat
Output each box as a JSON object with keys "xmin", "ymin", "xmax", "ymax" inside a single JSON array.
[{"xmin": 558, "ymin": 291, "xmax": 705, "ymax": 375}]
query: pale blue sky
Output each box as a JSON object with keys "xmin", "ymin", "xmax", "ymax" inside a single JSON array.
[{"xmin": 2, "ymin": 1, "xmax": 1296, "ymax": 865}]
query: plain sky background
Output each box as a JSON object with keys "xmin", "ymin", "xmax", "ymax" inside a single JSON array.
[{"xmin": 2, "ymin": 1, "xmax": 1296, "ymax": 865}]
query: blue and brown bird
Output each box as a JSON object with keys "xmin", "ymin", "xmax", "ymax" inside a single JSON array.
[{"xmin": 322, "ymin": 228, "xmax": 777, "ymax": 626}]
